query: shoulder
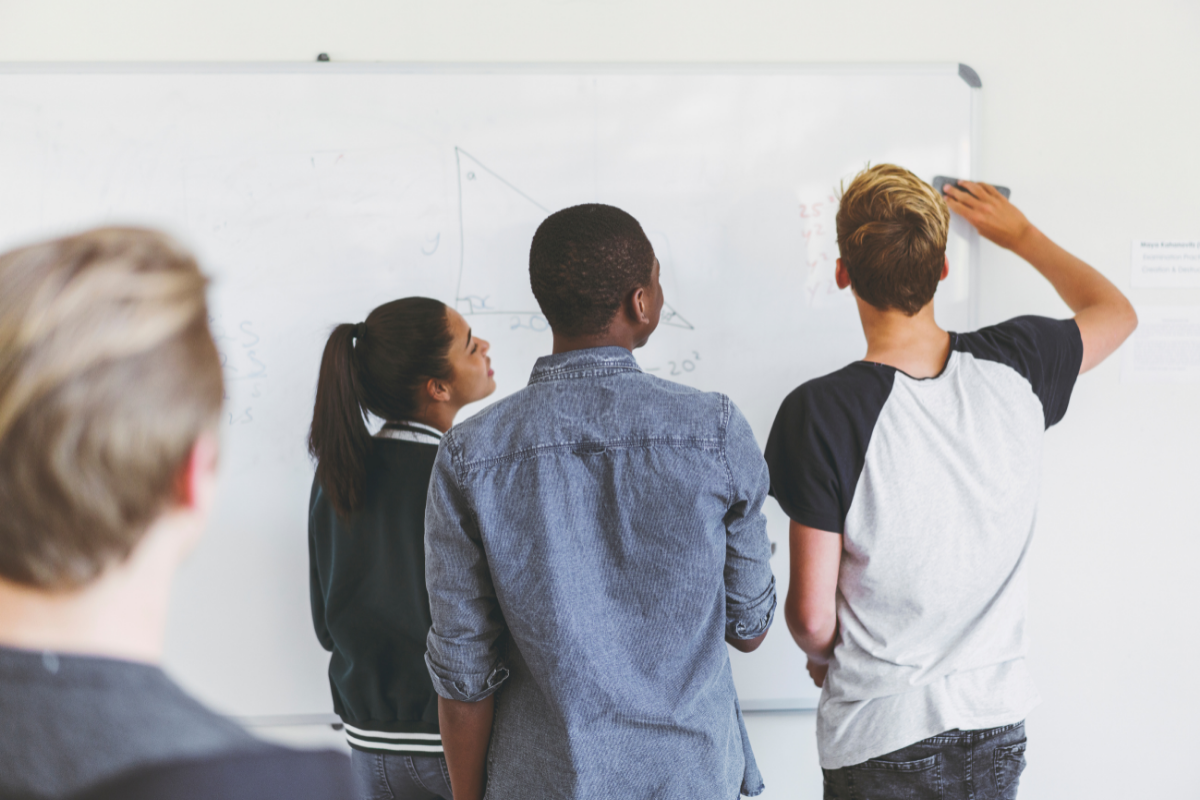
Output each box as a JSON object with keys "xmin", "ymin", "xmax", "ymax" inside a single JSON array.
[
  {"xmin": 441, "ymin": 390, "xmax": 525, "ymax": 453},
  {"xmin": 954, "ymin": 315, "xmax": 1082, "ymax": 369},
  {"xmin": 368, "ymin": 437, "xmax": 440, "ymax": 471},
  {"xmin": 954, "ymin": 316, "xmax": 1083, "ymax": 427},
  {"xmin": 766, "ymin": 362, "xmax": 896, "ymax": 467},
  {"xmin": 135, "ymin": 671, "xmax": 260, "ymax": 747},
  {"xmin": 641, "ymin": 370, "xmax": 727, "ymax": 413},
  {"xmin": 777, "ymin": 362, "xmax": 897, "ymax": 422},
  {"xmin": 0, "ymin": 650, "xmax": 259, "ymax": 794},
  {"xmin": 624, "ymin": 372, "xmax": 732, "ymax": 443}
]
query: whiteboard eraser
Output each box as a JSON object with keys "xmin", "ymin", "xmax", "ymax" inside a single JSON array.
[{"xmin": 933, "ymin": 176, "xmax": 1010, "ymax": 200}]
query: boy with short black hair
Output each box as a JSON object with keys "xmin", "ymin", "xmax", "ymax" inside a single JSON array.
[
  {"xmin": 425, "ymin": 203, "xmax": 777, "ymax": 800},
  {"xmin": 765, "ymin": 165, "xmax": 1136, "ymax": 799},
  {"xmin": 0, "ymin": 228, "xmax": 350, "ymax": 798}
]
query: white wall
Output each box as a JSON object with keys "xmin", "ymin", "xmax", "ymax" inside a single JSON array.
[{"xmin": 3, "ymin": 1, "xmax": 1198, "ymax": 797}]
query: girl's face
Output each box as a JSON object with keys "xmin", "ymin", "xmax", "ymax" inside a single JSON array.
[{"xmin": 443, "ymin": 307, "xmax": 496, "ymax": 407}]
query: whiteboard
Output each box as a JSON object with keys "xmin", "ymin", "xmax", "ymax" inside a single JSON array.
[{"xmin": 0, "ymin": 64, "xmax": 979, "ymax": 717}]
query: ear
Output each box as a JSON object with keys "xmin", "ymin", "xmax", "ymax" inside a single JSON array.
[
  {"xmin": 835, "ymin": 258, "xmax": 852, "ymax": 290},
  {"xmin": 175, "ymin": 431, "xmax": 220, "ymax": 513},
  {"xmin": 940, "ymin": 255, "xmax": 950, "ymax": 282},
  {"xmin": 628, "ymin": 285, "xmax": 650, "ymax": 324},
  {"xmin": 424, "ymin": 376, "xmax": 451, "ymax": 404}
]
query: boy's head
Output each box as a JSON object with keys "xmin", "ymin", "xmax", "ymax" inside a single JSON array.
[
  {"xmin": 0, "ymin": 228, "xmax": 223, "ymax": 591},
  {"xmin": 835, "ymin": 164, "xmax": 951, "ymax": 315},
  {"xmin": 529, "ymin": 204, "xmax": 661, "ymax": 342}
]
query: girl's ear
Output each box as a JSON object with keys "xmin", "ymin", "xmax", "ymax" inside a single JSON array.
[{"xmin": 425, "ymin": 376, "xmax": 451, "ymax": 403}]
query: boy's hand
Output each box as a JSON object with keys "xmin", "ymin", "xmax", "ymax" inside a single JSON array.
[
  {"xmin": 945, "ymin": 178, "xmax": 1136, "ymax": 374},
  {"xmin": 806, "ymin": 658, "xmax": 828, "ymax": 688},
  {"xmin": 942, "ymin": 180, "xmax": 1032, "ymax": 251}
]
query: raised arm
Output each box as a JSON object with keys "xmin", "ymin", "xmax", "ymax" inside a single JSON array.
[{"xmin": 943, "ymin": 181, "xmax": 1137, "ymax": 374}]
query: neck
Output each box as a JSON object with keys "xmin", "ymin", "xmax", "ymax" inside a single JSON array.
[
  {"xmin": 856, "ymin": 297, "xmax": 951, "ymax": 379},
  {"xmin": 409, "ymin": 404, "xmax": 458, "ymax": 434},
  {"xmin": 0, "ymin": 519, "xmax": 185, "ymax": 664},
  {"xmin": 551, "ymin": 331, "xmax": 638, "ymax": 355}
]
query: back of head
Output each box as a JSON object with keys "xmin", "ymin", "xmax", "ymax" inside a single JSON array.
[
  {"xmin": 0, "ymin": 228, "xmax": 222, "ymax": 591},
  {"xmin": 529, "ymin": 203, "xmax": 655, "ymax": 337},
  {"xmin": 835, "ymin": 164, "xmax": 950, "ymax": 315},
  {"xmin": 307, "ymin": 297, "xmax": 453, "ymax": 517}
]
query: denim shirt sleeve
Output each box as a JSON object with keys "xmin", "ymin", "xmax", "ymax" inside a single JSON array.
[
  {"xmin": 424, "ymin": 434, "xmax": 511, "ymax": 702},
  {"xmin": 722, "ymin": 399, "xmax": 778, "ymax": 641}
]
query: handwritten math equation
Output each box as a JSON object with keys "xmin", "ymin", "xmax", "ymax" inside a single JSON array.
[
  {"xmin": 210, "ymin": 316, "xmax": 265, "ymax": 426},
  {"xmin": 798, "ymin": 190, "xmax": 844, "ymax": 308},
  {"xmin": 644, "ymin": 351, "xmax": 702, "ymax": 378}
]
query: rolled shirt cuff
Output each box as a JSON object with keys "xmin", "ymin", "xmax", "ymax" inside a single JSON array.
[
  {"xmin": 425, "ymin": 652, "xmax": 511, "ymax": 702},
  {"xmin": 726, "ymin": 576, "xmax": 777, "ymax": 640}
]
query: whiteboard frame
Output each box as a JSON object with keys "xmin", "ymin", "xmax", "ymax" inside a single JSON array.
[
  {"xmin": 0, "ymin": 61, "xmax": 975, "ymax": 77},
  {"xmin": 0, "ymin": 62, "xmax": 982, "ymax": 719}
]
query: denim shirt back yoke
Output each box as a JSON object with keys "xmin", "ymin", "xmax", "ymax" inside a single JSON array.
[{"xmin": 424, "ymin": 346, "xmax": 777, "ymax": 800}]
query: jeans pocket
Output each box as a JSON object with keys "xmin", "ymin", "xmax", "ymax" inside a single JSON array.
[
  {"xmin": 992, "ymin": 741, "xmax": 1027, "ymax": 800},
  {"xmin": 847, "ymin": 753, "xmax": 943, "ymax": 800}
]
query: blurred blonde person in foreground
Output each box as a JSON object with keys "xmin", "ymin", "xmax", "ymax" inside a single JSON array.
[{"xmin": 0, "ymin": 229, "xmax": 349, "ymax": 799}]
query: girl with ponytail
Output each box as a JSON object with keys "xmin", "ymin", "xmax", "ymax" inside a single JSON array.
[{"xmin": 307, "ymin": 298, "xmax": 494, "ymax": 800}]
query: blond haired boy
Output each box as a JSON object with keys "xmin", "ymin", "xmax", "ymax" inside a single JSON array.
[
  {"xmin": 764, "ymin": 166, "xmax": 1136, "ymax": 799},
  {"xmin": 0, "ymin": 229, "xmax": 346, "ymax": 797}
]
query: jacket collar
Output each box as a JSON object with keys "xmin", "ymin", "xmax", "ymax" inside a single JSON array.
[
  {"xmin": 376, "ymin": 420, "xmax": 443, "ymax": 445},
  {"xmin": 528, "ymin": 346, "xmax": 642, "ymax": 385}
]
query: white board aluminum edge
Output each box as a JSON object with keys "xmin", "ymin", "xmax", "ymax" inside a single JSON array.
[{"xmin": 0, "ymin": 61, "xmax": 973, "ymax": 78}]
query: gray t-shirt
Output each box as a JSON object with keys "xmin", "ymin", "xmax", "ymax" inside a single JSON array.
[
  {"xmin": 0, "ymin": 645, "xmax": 261, "ymax": 797},
  {"xmin": 766, "ymin": 317, "xmax": 1084, "ymax": 769}
]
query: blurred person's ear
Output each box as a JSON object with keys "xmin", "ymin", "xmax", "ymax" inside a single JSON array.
[{"xmin": 171, "ymin": 431, "xmax": 220, "ymax": 550}]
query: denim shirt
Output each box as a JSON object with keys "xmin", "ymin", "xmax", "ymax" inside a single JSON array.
[{"xmin": 424, "ymin": 347, "xmax": 776, "ymax": 799}]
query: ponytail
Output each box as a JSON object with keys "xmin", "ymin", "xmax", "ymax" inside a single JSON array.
[
  {"xmin": 308, "ymin": 298, "xmax": 453, "ymax": 517},
  {"xmin": 308, "ymin": 323, "xmax": 373, "ymax": 516}
]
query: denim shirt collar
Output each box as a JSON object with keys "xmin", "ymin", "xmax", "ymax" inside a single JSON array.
[{"xmin": 528, "ymin": 346, "xmax": 642, "ymax": 385}]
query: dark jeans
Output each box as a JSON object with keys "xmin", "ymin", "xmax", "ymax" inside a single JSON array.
[
  {"xmin": 823, "ymin": 722, "xmax": 1027, "ymax": 800},
  {"xmin": 350, "ymin": 750, "xmax": 453, "ymax": 800}
]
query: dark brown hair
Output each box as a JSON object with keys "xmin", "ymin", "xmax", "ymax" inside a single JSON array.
[
  {"xmin": 529, "ymin": 204, "xmax": 655, "ymax": 337},
  {"xmin": 0, "ymin": 228, "xmax": 222, "ymax": 590},
  {"xmin": 835, "ymin": 164, "xmax": 951, "ymax": 315},
  {"xmin": 307, "ymin": 297, "xmax": 453, "ymax": 517}
]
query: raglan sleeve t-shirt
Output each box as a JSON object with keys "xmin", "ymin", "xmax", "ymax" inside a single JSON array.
[{"xmin": 763, "ymin": 315, "xmax": 1082, "ymax": 770}]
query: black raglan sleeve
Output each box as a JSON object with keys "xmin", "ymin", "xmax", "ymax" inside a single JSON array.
[
  {"xmin": 963, "ymin": 316, "xmax": 1084, "ymax": 428},
  {"xmin": 764, "ymin": 367, "xmax": 895, "ymax": 534}
]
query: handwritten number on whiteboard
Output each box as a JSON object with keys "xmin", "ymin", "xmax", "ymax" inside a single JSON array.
[
  {"xmin": 510, "ymin": 314, "xmax": 549, "ymax": 332},
  {"xmin": 422, "ymin": 232, "xmax": 441, "ymax": 256},
  {"xmin": 243, "ymin": 351, "xmax": 267, "ymax": 379},
  {"xmin": 238, "ymin": 321, "xmax": 260, "ymax": 348}
]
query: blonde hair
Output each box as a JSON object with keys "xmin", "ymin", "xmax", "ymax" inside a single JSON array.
[
  {"xmin": 835, "ymin": 164, "xmax": 950, "ymax": 315},
  {"xmin": 0, "ymin": 228, "xmax": 223, "ymax": 589}
]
